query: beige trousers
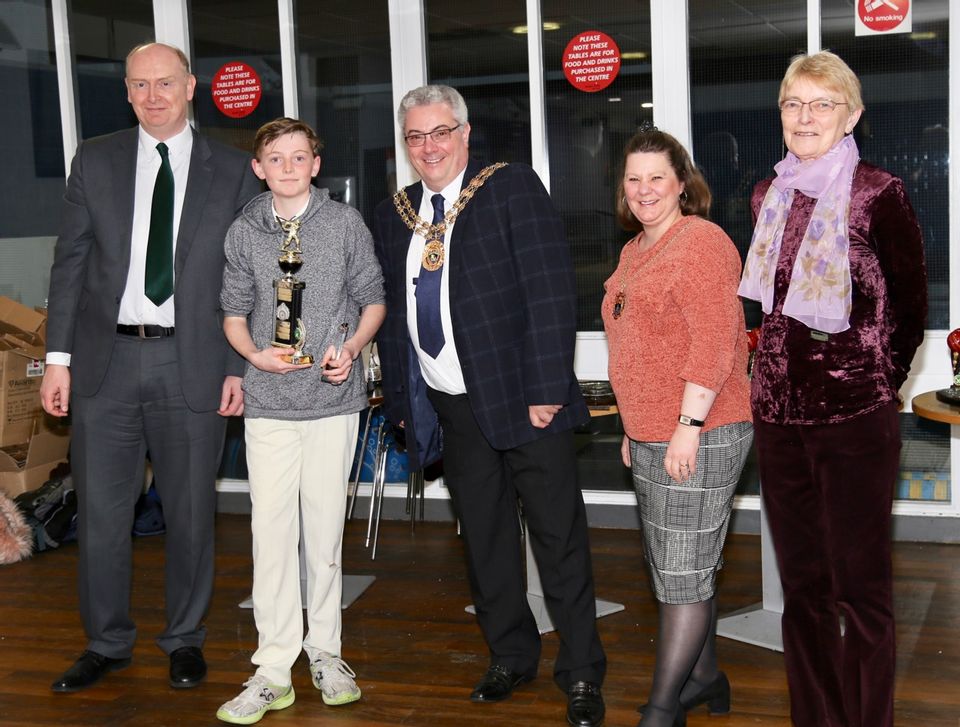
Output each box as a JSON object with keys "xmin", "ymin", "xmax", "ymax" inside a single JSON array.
[{"xmin": 244, "ymin": 413, "xmax": 359, "ymax": 686}]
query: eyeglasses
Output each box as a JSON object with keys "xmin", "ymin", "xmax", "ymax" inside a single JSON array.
[
  {"xmin": 404, "ymin": 124, "xmax": 461, "ymax": 147},
  {"xmin": 779, "ymin": 99, "xmax": 849, "ymax": 117}
]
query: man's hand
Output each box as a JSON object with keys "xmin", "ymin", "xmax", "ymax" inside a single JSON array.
[
  {"xmin": 40, "ymin": 364, "xmax": 71, "ymax": 417},
  {"xmin": 528, "ymin": 403, "xmax": 562, "ymax": 429},
  {"xmin": 218, "ymin": 375, "xmax": 245, "ymax": 417}
]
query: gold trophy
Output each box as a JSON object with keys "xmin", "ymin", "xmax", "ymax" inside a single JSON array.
[
  {"xmin": 272, "ymin": 217, "xmax": 313, "ymax": 364},
  {"xmin": 935, "ymin": 328, "xmax": 960, "ymax": 406}
]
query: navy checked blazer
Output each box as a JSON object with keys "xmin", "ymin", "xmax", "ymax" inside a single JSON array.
[{"xmin": 372, "ymin": 158, "xmax": 589, "ymax": 470}]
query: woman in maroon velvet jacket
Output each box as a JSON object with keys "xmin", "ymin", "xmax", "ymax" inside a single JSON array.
[{"xmin": 738, "ymin": 52, "xmax": 926, "ymax": 727}]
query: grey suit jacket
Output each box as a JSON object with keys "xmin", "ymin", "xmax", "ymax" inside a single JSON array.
[{"xmin": 46, "ymin": 126, "xmax": 262, "ymax": 412}]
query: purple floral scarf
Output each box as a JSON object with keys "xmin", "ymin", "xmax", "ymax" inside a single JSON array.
[{"xmin": 738, "ymin": 134, "xmax": 859, "ymax": 333}]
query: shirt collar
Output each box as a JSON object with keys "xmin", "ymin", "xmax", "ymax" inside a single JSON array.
[
  {"xmin": 272, "ymin": 192, "xmax": 311, "ymax": 222},
  {"xmin": 138, "ymin": 122, "xmax": 193, "ymax": 161},
  {"xmin": 421, "ymin": 166, "xmax": 468, "ymax": 206}
]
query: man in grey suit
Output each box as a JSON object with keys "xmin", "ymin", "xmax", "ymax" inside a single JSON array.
[{"xmin": 40, "ymin": 42, "xmax": 261, "ymax": 693}]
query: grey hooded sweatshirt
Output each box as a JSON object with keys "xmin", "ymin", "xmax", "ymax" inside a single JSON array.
[{"xmin": 220, "ymin": 187, "xmax": 385, "ymax": 420}]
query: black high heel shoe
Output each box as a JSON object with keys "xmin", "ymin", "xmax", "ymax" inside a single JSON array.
[
  {"xmin": 679, "ymin": 671, "xmax": 730, "ymax": 715},
  {"xmin": 637, "ymin": 703, "xmax": 686, "ymax": 727},
  {"xmin": 637, "ymin": 671, "xmax": 731, "ymax": 717}
]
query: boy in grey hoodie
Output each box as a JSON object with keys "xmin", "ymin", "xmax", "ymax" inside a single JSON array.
[{"xmin": 217, "ymin": 117, "xmax": 384, "ymax": 724}]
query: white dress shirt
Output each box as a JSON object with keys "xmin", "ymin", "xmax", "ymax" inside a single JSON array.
[
  {"xmin": 47, "ymin": 123, "xmax": 194, "ymax": 366},
  {"xmin": 405, "ymin": 168, "xmax": 467, "ymax": 395}
]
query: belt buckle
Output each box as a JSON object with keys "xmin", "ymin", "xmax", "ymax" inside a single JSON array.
[{"xmin": 138, "ymin": 324, "xmax": 161, "ymax": 339}]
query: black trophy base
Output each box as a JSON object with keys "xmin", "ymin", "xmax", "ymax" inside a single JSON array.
[{"xmin": 935, "ymin": 387, "xmax": 960, "ymax": 407}]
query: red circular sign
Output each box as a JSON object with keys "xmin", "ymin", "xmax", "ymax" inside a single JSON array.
[
  {"xmin": 858, "ymin": 0, "xmax": 909, "ymax": 33},
  {"xmin": 562, "ymin": 30, "xmax": 621, "ymax": 93},
  {"xmin": 211, "ymin": 61, "xmax": 262, "ymax": 118}
]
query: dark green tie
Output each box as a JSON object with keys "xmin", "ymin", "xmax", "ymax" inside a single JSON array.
[{"xmin": 145, "ymin": 142, "xmax": 174, "ymax": 305}]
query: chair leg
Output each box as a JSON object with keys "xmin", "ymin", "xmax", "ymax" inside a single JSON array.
[
  {"xmin": 371, "ymin": 434, "xmax": 388, "ymax": 560},
  {"xmin": 365, "ymin": 419, "xmax": 387, "ymax": 548},
  {"xmin": 348, "ymin": 405, "xmax": 376, "ymax": 520}
]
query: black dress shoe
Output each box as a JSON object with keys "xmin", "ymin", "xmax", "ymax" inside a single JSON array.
[
  {"xmin": 567, "ymin": 680, "xmax": 605, "ymax": 727},
  {"xmin": 469, "ymin": 664, "xmax": 534, "ymax": 702},
  {"xmin": 169, "ymin": 646, "xmax": 206, "ymax": 688},
  {"xmin": 51, "ymin": 650, "xmax": 131, "ymax": 693}
]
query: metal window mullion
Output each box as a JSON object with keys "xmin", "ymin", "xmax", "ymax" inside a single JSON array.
[
  {"xmin": 388, "ymin": 0, "xmax": 428, "ymax": 189},
  {"xmin": 650, "ymin": 0, "xmax": 691, "ymax": 154},
  {"xmin": 526, "ymin": 0, "xmax": 549, "ymax": 190},
  {"xmin": 278, "ymin": 0, "xmax": 299, "ymax": 118},
  {"xmin": 807, "ymin": 0, "xmax": 821, "ymax": 53},
  {"xmin": 51, "ymin": 0, "xmax": 78, "ymax": 177}
]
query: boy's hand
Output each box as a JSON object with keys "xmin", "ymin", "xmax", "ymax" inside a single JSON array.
[
  {"xmin": 320, "ymin": 341, "xmax": 357, "ymax": 384},
  {"xmin": 249, "ymin": 346, "xmax": 313, "ymax": 374}
]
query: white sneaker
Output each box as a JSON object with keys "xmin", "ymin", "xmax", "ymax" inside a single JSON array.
[
  {"xmin": 309, "ymin": 652, "xmax": 362, "ymax": 706},
  {"xmin": 216, "ymin": 675, "xmax": 295, "ymax": 724}
]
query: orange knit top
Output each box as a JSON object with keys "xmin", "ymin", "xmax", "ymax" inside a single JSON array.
[{"xmin": 601, "ymin": 215, "xmax": 751, "ymax": 442}]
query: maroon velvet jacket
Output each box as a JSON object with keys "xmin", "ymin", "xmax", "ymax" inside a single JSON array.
[{"xmin": 749, "ymin": 162, "xmax": 927, "ymax": 424}]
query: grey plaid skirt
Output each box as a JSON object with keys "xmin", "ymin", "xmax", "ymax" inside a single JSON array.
[{"xmin": 630, "ymin": 420, "xmax": 753, "ymax": 605}]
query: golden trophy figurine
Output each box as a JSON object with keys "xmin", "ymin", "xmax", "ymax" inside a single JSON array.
[{"xmin": 272, "ymin": 217, "xmax": 313, "ymax": 364}]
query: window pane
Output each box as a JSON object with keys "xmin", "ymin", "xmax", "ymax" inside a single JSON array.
[
  {"xmin": 70, "ymin": 0, "xmax": 153, "ymax": 139},
  {"xmin": 689, "ymin": 0, "xmax": 807, "ymax": 332},
  {"xmin": 190, "ymin": 0, "xmax": 285, "ymax": 151},
  {"xmin": 0, "ymin": 0, "xmax": 65, "ymax": 304},
  {"xmin": 822, "ymin": 0, "xmax": 949, "ymax": 330},
  {"xmin": 425, "ymin": 1, "xmax": 532, "ymax": 164},
  {"xmin": 821, "ymin": 1, "xmax": 952, "ymax": 504},
  {"xmin": 688, "ymin": 1, "xmax": 807, "ymax": 497},
  {"xmin": 542, "ymin": 1, "xmax": 652, "ymax": 332},
  {"xmin": 296, "ymin": 0, "xmax": 394, "ymax": 222}
]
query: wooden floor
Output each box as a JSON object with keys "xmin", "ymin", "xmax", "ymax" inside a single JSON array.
[{"xmin": 0, "ymin": 515, "xmax": 958, "ymax": 726}]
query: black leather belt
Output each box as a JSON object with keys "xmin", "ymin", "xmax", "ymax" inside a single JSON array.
[{"xmin": 116, "ymin": 324, "xmax": 175, "ymax": 339}]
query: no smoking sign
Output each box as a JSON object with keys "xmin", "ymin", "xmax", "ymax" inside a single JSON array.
[{"xmin": 855, "ymin": 0, "xmax": 912, "ymax": 36}]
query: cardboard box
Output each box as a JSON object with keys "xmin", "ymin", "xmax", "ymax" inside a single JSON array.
[
  {"xmin": 0, "ymin": 428, "xmax": 70, "ymax": 497},
  {"xmin": 0, "ymin": 296, "xmax": 49, "ymax": 447}
]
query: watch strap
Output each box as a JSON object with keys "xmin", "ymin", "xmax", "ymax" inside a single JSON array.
[{"xmin": 678, "ymin": 414, "xmax": 705, "ymax": 427}]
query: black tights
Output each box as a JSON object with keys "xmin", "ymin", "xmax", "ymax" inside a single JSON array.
[{"xmin": 641, "ymin": 597, "xmax": 719, "ymax": 726}]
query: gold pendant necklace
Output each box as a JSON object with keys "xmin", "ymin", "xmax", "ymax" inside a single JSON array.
[
  {"xmin": 393, "ymin": 163, "xmax": 508, "ymax": 271},
  {"xmin": 612, "ymin": 216, "xmax": 695, "ymax": 320}
]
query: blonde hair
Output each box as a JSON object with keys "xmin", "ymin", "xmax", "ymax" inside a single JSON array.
[{"xmin": 779, "ymin": 51, "xmax": 864, "ymax": 113}]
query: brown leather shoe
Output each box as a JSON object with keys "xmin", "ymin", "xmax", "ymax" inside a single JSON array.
[
  {"xmin": 469, "ymin": 665, "xmax": 534, "ymax": 702},
  {"xmin": 51, "ymin": 650, "xmax": 131, "ymax": 693}
]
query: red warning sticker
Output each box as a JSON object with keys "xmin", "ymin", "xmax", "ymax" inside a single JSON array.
[
  {"xmin": 211, "ymin": 61, "xmax": 262, "ymax": 118},
  {"xmin": 562, "ymin": 30, "xmax": 621, "ymax": 93}
]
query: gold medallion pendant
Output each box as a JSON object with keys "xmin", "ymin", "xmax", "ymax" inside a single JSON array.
[
  {"xmin": 612, "ymin": 291, "xmax": 626, "ymax": 319},
  {"xmin": 422, "ymin": 239, "xmax": 445, "ymax": 271}
]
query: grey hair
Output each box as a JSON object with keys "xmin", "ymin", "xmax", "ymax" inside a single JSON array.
[{"xmin": 397, "ymin": 85, "xmax": 469, "ymax": 129}]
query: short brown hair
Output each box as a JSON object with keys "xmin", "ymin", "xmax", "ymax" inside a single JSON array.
[
  {"xmin": 253, "ymin": 117, "xmax": 324, "ymax": 158},
  {"xmin": 615, "ymin": 127, "xmax": 711, "ymax": 232},
  {"xmin": 779, "ymin": 51, "xmax": 864, "ymax": 113}
]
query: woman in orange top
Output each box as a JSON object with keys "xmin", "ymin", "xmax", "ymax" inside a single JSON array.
[{"xmin": 602, "ymin": 128, "xmax": 752, "ymax": 727}]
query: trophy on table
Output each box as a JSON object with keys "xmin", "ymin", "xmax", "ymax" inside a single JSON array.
[
  {"xmin": 272, "ymin": 217, "xmax": 313, "ymax": 364},
  {"xmin": 935, "ymin": 329, "xmax": 960, "ymax": 407}
]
